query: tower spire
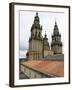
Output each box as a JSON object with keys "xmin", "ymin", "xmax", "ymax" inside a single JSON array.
[
  {"xmin": 36, "ymin": 12, "xmax": 38, "ymax": 16},
  {"xmin": 45, "ymin": 31, "xmax": 47, "ymax": 38},
  {"xmin": 31, "ymin": 12, "xmax": 42, "ymax": 32},
  {"xmin": 53, "ymin": 20, "xmax": 59, "ymax": 35},
  {"xmin": 30, "ymin": 12, "xmax": 43, "ymax": 41},
  {"xmin": 34, "ymin": 12, "xmax": 39, "ymax": 23},
  {"xmin": 43, "ymin": 31, "xmax": 50, "ymax": 52},
  {"xmin": 55, "ymin": 20, "xmax": 57, "ymax": 25},
  {"xmin": 51, "ymin": 21, "xmax": 62, "ymax": 54}
]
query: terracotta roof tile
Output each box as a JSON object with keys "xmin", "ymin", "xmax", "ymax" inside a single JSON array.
[{"xmin": 21, "ymin": 60, "xmax": 64, "ymax": 77}]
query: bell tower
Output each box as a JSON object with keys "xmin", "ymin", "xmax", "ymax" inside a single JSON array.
[
  {"xmin": 28, "ymin": 12, "xmax": 43, "ymax": 60},
  {"xmin": 43, "ymin": 32, "xmax": 50, "ymax": 57},
  {"xmin": 51, "ymin": 21, "xmax": 62, "ymax": 54}
]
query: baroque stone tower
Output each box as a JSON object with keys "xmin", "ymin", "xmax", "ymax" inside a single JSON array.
[
  {"xmin": 43, "ymin": 32, "xmax": 50, "ymax": 57},
  {"xmin": 51, "ymin": 21, "xmax": 62, "ymax": 54},
  {"xmin": 27, "ymin": 13, "xmax": 63, "ymax": 60},
  {"xmin": 28, "ymin": 12, "xmax": 43, "ymax": 60}
]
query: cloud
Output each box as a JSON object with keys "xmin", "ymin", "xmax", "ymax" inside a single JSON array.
[
  {"xmin": 19, "ymin": 50, "xmax": 27, "ymax": 58},
  {"xmin": 19, "ymin": 43, "xmax": 28, "ymax": 51},
  {"xmin": 19, "ymin": 45, "xmax": 28, "ymax": 51}
]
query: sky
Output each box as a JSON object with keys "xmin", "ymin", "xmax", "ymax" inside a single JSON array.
[{"xmin": 19, "ymin": 10, "xmax": 65, "ymax": 58}]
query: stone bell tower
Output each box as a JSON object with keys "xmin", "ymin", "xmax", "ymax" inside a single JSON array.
[
  {"xmin": 28, "ymin": 12, "xmax": 43, "ymax": 60},
  {"xmin": 51, "ymin": 21, "xmax": 62, "ymax": 54},
  {"xmin": 43, "ymin": 32, "xmax": 50, "ymax": 57}
]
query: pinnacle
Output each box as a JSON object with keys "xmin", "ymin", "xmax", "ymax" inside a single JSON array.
[{"xmin": 36, "ymin": 12, "xmax": 38, "ymax": 16}]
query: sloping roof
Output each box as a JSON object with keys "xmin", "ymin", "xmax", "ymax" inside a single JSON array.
[{"xmin": 21, "ymin": 60, "xmax": 64, "ymax": 77}]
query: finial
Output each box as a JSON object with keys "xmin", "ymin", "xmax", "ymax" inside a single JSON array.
[
  {"xmin": 36, "ymin": 12, "xmax": 38, "ymax": 16},
  {"xmin": 45, "ymin": 31, "xmax": 47, "ymax": 38},
  {"xmin": 54, "ymin": 19, "xmax": 58, "ymax": 30},
  {"xmin": 45, "ymin": 31, "xmax": 46, "ymax": 34},
  {"xmin": 55, "ymin": 19, "xmax": 57, "ymax": 25}
]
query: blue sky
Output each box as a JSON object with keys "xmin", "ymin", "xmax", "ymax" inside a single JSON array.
[{"xmin": 19, "ymin": 10, "xmax": 65, "ymax": 58}]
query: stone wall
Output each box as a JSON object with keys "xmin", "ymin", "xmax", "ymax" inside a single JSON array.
[
  {"xmin": 44, "ymin": 54, "xmax": 64, "ymax": 60},
  {"xmin": 44, "ymin": 50, "xmax": 54, "ymax": 57}
]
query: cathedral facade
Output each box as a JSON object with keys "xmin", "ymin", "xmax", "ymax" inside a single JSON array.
[{"xmin": 26, "ymin": 12, "xmax": 62, "ymax": 60}]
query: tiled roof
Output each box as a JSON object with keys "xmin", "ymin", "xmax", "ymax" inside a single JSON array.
[{"xmin": 21, "ymin": 60, "xmax": 64, "ymax": 77}]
